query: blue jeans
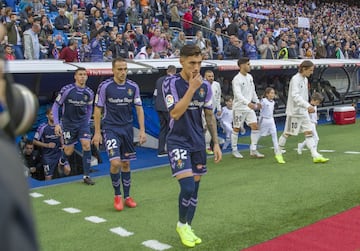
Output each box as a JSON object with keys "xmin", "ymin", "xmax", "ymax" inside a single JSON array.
[{"xmin": 12, "ymin": 45, "xmax": 24, "ymax": 59}]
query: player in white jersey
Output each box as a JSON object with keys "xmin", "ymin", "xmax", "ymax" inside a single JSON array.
[
  {"xmin": 231, "ymin": 57, "xmax": 263, "ymax": 159},
  {"xmin": 204, "ymin": 70, "xmax": 222, "ymax": 154},
  {"xmin": 258, "ymin": 87, "xmax": 285, "ymax": 164},
  {"xmin": 278, "ymin": 60, "xmax": 329, "ymax": 163},
  {"xmin": 217, "ymin": 95, "xmax": 233, "ymax": 150},
  {"xmin": 297, "ymin": 92, "xmax": 324, "ymax": 154}
]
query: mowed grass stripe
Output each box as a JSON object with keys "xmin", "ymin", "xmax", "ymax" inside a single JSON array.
[{"xmin": 32, "ymin": 122, "xmax": 360, "ymax": 250}]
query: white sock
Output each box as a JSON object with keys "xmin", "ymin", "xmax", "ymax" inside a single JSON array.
[
  {"xmin": 278, "ymin": 134, "xmax": 287, "ymax": 148},
  {"xmin": 250, "ymin": 130, "xmax": 260, "ymax": 151},
  {"xmin": 231, "ymin": 131, "xmax": 239, "ymax": 151},
  {"xmin": 177, "ymin": 221, "xmax": 186, "ymax": 227},
  {"xmin": 305, "ymin": 136, "xmax": 320, "ymax": 157}
]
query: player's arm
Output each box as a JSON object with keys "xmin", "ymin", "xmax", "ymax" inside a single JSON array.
[
  {"xmin": 135, "ymin": 105, "xmax": 147, "ymax": 145},
  {"xmin": 91, "ymin": 105, "xmax": 103, "ymax": 148},
  {"xmin": 204, "ymin": 108, "xmax": 222, "ymax": 163},
  {"xmin": 170, "ymin": 73, "xmax": 202, "ymax": 120},
  {"xmin": 33, "ymin": 139, "xmax": 55, "ymax": 149},
  {"xmin": 290, "ymin": 79, "xmax": 311, "ymax": 110}
]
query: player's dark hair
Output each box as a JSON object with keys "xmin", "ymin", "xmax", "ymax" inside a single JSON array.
[
  {"xmin": 311, "ymin": 92, "xmax": 324, "ymax": 102},
  {"xmin": 180, "ymin": 44, "xmax": 202, "ymax": 57},
  {"xmin": 112, "ymin": 57, "xmax": 126, "ymax": 68},
  {"xmin": 299, "ymin": 60, "xmax": 314, "ymax": 73},
  {"xmin": 237, "ymin": 57, "xmax": 250, "ymax": 67},
  {"xmin": 224, "ymin": 95, "xmax": 233, "ymax": 102},
  {"xmin": 46, "ymin": 107, "xmax": 52, "ymax": 115},
  {"xmin": 75, "ymin": 67, "xmax": 87, "ymax": 74}
]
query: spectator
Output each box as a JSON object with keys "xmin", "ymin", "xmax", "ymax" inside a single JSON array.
[
  {"xmin": 126, "ymin": 0, "xmax": 138, "ymax": 25},
  {"xmin": 79, "ymin": 34, "xmax": 91, "ymax": 62},
  {"xmin": 4, "ymin": 44, "xmax": 16, "ymax": 60},
  {"xmin": 65, "ymin": 4, "xmax": 79, "ymax": 32},
  {"xmin": 22, "ymin": 140, "xmax": 44, "ymax": 180},
  {"xmin": 161, "ymin": 20, "xmax": 175, "ymax": 41},
  {"xmin": 38, "ymin": 15, "xmax": 54, "ymax": 46},
  {"xmin": 300, "ymin": 41, "xmax": 314, "ymax": 59},
  {"xmin": 210, "ymin": 27, "xmax": 224, "ymax": 59},
  {"xmin": 172, "ymin": 31, "xmax": 186, "ymax": 51},
  {"xmin": 73, "ymin": 10, "xmax": 89, "ymax": 34},
  {"xmin": 49, "ymin": 0, "xmax": 58, "ymax": 12},
  {"xmin": 169, "ymin": 1, "xmax": 181, "ymax": 28},
  {"xmin": 90, "ymin": 28, "xmax": 105, "ymax": 61},
  {"xmin": 277, "ymin": 41, "xmax": 289, "ymax": 59},
  {"xmin": 23, "ymin": 23, "xmax": 42, "ymax": 60},
  {"xmin": 150, "ymin": 27, "xmax": 169, "ymax": 57},
  {"xmin": 6, "ymin": 13, "xmax": 24, "ymax": 59},
  {"xmin": 54, "ymin": 8, "xmax": 71, "ymax": 32},
  {"xmin": 108, "ymin": 33, "xmax": 131, "ymax": 58},
  {"xmin": 104, "ymin": 9, "xmax": 117, "ymax": 33},
  {"xmin": 243, "ymin": 33, "xmax": 258, "ymax": 60},
  {"xmin": 135, "ymin": 26, "xmax": 149, "ymax": 53},
  {"xmin": 134, "ymin": 45, "xmax": 154, "ymax": 59},
  {"xmin": 192, "ymin": 30, "xmax": 206, "ymax": 51},
  {"xmin": 153, "ymin": 0, "xmax": 166, "ymax": 23},
  {"xmin": 224, "ymin": 35, "xmax": 243, "ymax": 59},
  {"xmin": 258, "ymin": 36, "xmax": 277, "ymax": 59},
  {"xmin": 115, "ymin": 1, "xmax": 126, "ymax": 25},
  {"xmin": 59, "ymin": 39, "xmax": 79, "ymax": 62},
  {"xmin": 183, "ymin": 8, "xmax": 193, "ymax": 36}
]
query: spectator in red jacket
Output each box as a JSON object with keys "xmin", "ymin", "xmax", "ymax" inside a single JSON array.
[
  {"xmin": 183, "ymin": 8, "xmax": 193, "ymax": 36},
  {"xmin": 59, "ymin": 39, "xmax": 79, "ymax": 62}
]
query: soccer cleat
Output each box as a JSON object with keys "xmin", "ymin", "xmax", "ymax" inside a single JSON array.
[
  {"xmin": 157, "ymin": 152, "xmax": 168, "ymax": 158},
  {"xmin": 250, "ymin": 150, "xmax": 265, "ymax": 158},
  {"xmin": 313, "ymin": 156, "xmax": 329, "ymax": 163},
  {"xmin": 188, "ymin": 227, "xmax": 202, "ymax": 245},
  {"xmin": 176, "ymin": 224, "xmax": 196, "ymax": 248},
  {"xmin": 83, "ymin": 176, "xmax": 95, "ymax": 185},
  {"xmin": 125, "ymin": 197, "xmax": 137, "ymax": 208},
  {"xmin": 114, "ymin": 195, "xmax": 123, "ymax": 211},
  {"xmin": 232, "ymin": 150, "xmax": 243, "ymax": 159},
  {"xmin": 275, "ymin": 154, "xmax": 285, "ymax": 164},
  {"xmin": 206, "ymin": 148, "xmax": 214, "ymax": 155},
  {"xmin": 297, "ymin": 143, "xmax": 303, "ymax": 155}
]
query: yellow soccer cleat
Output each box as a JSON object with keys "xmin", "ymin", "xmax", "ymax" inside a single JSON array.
[
  {"xmin": 313, "ymin": 156, "xmax": 329, "ymax": 163},
  {"xmin": 275, "ymin": 154, "xmax": 285, "ymax": 164},
  {"xmin": 188, "ymin": 227, "xmax": 202, "ymax": 245},
  {"xmin": 176, "ymin": 224, "xmax": 195, "ymax": 248}
]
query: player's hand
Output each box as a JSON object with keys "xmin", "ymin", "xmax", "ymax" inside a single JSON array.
[
  {"xmin": 47, "ymin": 142, "xmax": 56, "ymax": 148},
  {"xmin": 55, "ymin": 125, "xmax": 62, "ymax": 137},
  {"xmin": 256, "ymin": 103, "xmax": 262, "ymax": 109},
  {"xmin": 91, "ymin": 132, "xmax": 102, "ymax": 149},
  {"xmin": 138, "ymin": 130, "xmax": 147, "ymax": 145},
  {"xmin": 213, "ymin": 144, "xmax": 222, "ymax": 163},
  {"xmin": 189, "ymin": 73, "xmax": 203, "ymax": 92},
  {"xmin": 248, "ymin": 103, "xmax": 256, "ymax": 110},
  {"xmin": 216, "ymin": 110, "xmax": 222, "ymax": 117},
  {"xmin": 308, "ymin": 106, "xmax": 315, "ymax": 113}
]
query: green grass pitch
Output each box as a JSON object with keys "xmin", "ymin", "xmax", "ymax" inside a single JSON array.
[{"xmin": 31, "ymin": 122, "xmax": 360, "ymax": 250}]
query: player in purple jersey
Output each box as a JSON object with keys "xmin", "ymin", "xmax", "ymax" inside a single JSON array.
[
  {"xmin": 33, "ymin": 108, "xmax": 69, "ymax": 180},
  {"xmin": 52, "ymin": 68, "xmax": 95, "ymax": 185},
  {"xmin": 162, "ymin": 44, "xmax": 222, "ymax": 247},
  {"xmin": 92, "ymin": 58, "xmax": 147, "ymax": 211}
]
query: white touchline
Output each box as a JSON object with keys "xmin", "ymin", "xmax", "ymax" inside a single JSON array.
[
  {"xmin": 43, "ymin": 199, "xmax": 61, "ymax": 205},
  {"xmin": 319, "ymin": 150, "xmax": 336, "ymax": 152},
  {"xmin": 110, "ymin": 227, "xmax": 134, "ymax": 237},
  {"xmin": 142, "ymin": 240, "xmax": 172, "ymax": 250},
  {"xmin": 84, "ymin": 216, "xmax": 107, "ymax": 223},
  {"xmin": 30, "ymin": 192, "xmax": 44, "ymax": 198},
  {"xmin": 62, "ymin": 208, "xmax": 81, "ymax": 214},
  {"xmin": 344, "ymin": 151, "xmax": 360, "ymax": 154}
]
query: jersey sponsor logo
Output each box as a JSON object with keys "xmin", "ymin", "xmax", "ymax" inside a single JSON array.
[{"xmin": 165, "ymin": 94, "xmax": 174, "ymax": 108}]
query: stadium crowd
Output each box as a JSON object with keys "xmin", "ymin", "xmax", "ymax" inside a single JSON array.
[{"xmin": 0, "ymin": 0, "xmax": 359, "ymax": 61}]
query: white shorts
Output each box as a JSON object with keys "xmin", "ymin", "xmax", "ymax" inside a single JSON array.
[
  {"xmin": 233, "ymin": 110, "xmax": 257, "ymax": 129},
  {"xmin": 284, "ymin": 115, "xmax": 313, "ymax": 136},
  {"xmin": 259, "ymin": 117, "xmax": 277, "ymax": 137}
]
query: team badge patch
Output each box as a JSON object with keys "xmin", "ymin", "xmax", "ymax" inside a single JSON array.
[
  {"xmin": 127, "ymin": 88, "xmax": 133, "ymax": 96},
  {"xmin": 176, "ymin": 159, "xmax": 184, "ymax": 169},
  {"xmin": 165, "ymin": 94, "xmax": 174, "ymax": 108},
  {"xmin": 198, "ymin": 88, "xmax": 205, "ymax": 98}
]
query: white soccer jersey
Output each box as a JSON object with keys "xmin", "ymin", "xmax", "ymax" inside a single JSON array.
[
  {"xmin": 259, "ymin": 98, "xmax": 277, "ymax": 136},
  {"xmin": 309, "ymin": 106, "xmax": 318, "ymax": 124},
  {"xmin": 286, "ymin": 72, "xmax": 311, "ymax": 116},
  {"xmin": 218, "ymin": 106, "xmax": 233, "ymax": 125},
  {"xmin": 211, "ymin": 81, "xmax": 222, "ymax": 112},
  {"xmin": 232, "ymin": 72, "xmax": 259, "ymax": 111}
]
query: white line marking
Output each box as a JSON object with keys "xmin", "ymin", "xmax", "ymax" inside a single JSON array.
[
  {"xmin": 30, "ymin": 192, "xmax": 44, "ymax": 198},
  {"xmin": 43, "ymin": 199, "xmax": 61, "ymax": 205},
  {"xmin": 142, "ymin": 240, "xmax": 172, "ymax": 250},
  {"xmin": 84, "ymin": 216, "xmax": 107, "ymax": 223},
  {"xmin": 344, "ymin": 151, "xmax": 360, "ymax": 154},
  {"xmin": 63, "ymin": 208, "xmax": 81, "ymax": 214},
  {"xmin": 319, "ymin": 150, "xmax": 336, "ymax": 153},
  {"xmin": 294, "ymin": 148, "xmax": 308, "ymax": 151},
  {"xmin": 110, "ymin": 227, "xmax": 134, "ymax": 237}
]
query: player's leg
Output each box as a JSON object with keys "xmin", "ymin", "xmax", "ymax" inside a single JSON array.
[
  {"xmin": 278, "ymin": 116, "xmax": 292, "ymax": 152},
  {"xmin": 247, "ymin": 111, "xmax": 264, "ymax": 158},
  {"xmin": 222, "ymin": 122, "xmax": 232, "ymax": 150},
  {"xmin": 60, "ymin": 126, "xmax": 77, "ymax": 172},
  {"xmin": 312, "ymin": 125, "xmax": 319, "ymax": 148},
  {"xmin": 170, "ymin": 147, "xmax": 196, "ymax": 247},
  {"xmin": 231, "ymin": 110, "xmax": 243, "ymax": 158},
  {"xmin": 302, "ymin": 122, "xmax": 328, "ymax": 163},
  {"xmin": 104, "ymin": 129, "xmax": 124, "ymax": 210}
]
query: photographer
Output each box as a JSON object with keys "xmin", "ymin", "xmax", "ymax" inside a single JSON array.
[{"xmin": 0, "ymin": 23, "xmax": 38, "ymax": 251}]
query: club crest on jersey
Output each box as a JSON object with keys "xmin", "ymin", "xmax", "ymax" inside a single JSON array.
[
  {"xmin": 127, "ymin": 88, "xmax": 133, "ymax": 96},
  {"xmin": 176, "ymin": 159, "xmax": 184, "ymax": 169},
  {"xmin": 165, "ymin": 94, "xmax": 174, "ymax": 108},
  {"xmin": 109, "ymin": 149, "xmax": 114, "ymax": 157},
  {"xmin": 198, "ymin": 88, "xmax": 205, "ymax": 98},
  {"xmin": 84, "ymin": 95, "xmax": 88, "ymax": 101}
]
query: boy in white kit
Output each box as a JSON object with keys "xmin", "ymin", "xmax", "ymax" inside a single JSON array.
[
  {"xmin": 217, "ymin": 95, "xmax": 233, "ymax": 150},
  {"xmin": 278, "ymin": 60, "xmax": 329, "ymax": 163},
  {"xmin": 297, "ymin": 92, "xmax": 324, "ymax": 154},
  {"xmin": 231, "ymin": 57, "xmax": 263, "ymax": 159},
  {"xmin": 258, "ymin": 87, "xmax": 285, "ymax": 164}
]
